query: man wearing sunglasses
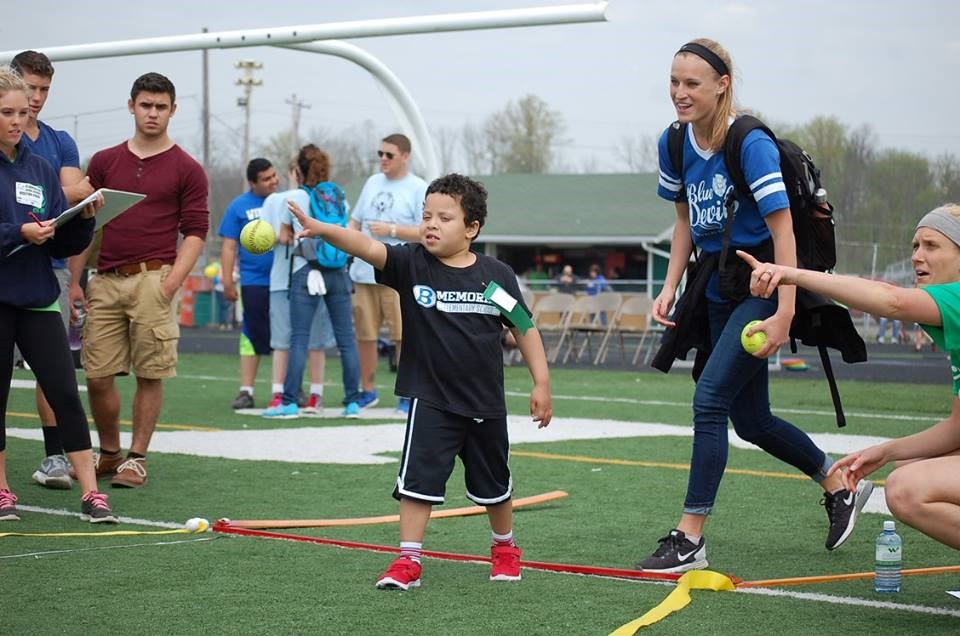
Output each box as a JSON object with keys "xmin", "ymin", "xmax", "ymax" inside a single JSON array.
[{"xmin": 349, "ymin": 134, "xmax": 427, "ymax": 415}]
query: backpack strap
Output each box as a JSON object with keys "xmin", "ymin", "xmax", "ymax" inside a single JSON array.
[
  {"xmin": 721, "ymin": 114, "xmax": 775, "ymax": 200},
  {"xmin": 666, "ymin": 121, "xmax": 686, "ymax": 201},
  {"xmin": 717, "ymin": 115, "xmax": 776, "ymax": 271}
]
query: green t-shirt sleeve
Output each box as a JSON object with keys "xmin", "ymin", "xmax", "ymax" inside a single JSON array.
[{"xmin": 921, "ymin": 282, "xmax": 960, "ymax": 394}]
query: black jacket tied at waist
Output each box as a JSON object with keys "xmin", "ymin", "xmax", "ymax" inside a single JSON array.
[{"xmin": 651, "ymin": 240, "xmax": 866, "ymax": 385}]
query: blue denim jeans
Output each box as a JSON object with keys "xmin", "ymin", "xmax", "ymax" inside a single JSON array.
[
  {"xmin": 683, "ymin": 295, "xmax": 833, "ymax": 515},
  {"xmin": 283, "ymin": 266, "xmax": 361, "ymax": 406}
]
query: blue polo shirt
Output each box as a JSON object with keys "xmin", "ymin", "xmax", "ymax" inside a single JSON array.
[{"xmin": 218, "ymin": 190, "xmax": 272, "ymax": 286}]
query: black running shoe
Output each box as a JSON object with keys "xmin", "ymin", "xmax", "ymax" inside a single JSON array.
[
  {"xmin": 823, "ymin": 480, "xmax": 874, "ymax": 550},
  {"xmin": 635, "ymin": 529, "xmax": 708, "ymax": 573}
]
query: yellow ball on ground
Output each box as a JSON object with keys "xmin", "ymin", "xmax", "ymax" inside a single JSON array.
[
  {"xmin": 185, "ymin": 517, "xmax": 210, "ymax": 533},
  {"xmin": 740, "ymin": 320, "xmax": 767, "ymax": 355},
  {"xmin": 239, "ymin": 219, "xmax": 276, "ymax": 255}
]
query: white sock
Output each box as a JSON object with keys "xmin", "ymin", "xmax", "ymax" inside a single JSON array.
[
  {"xmin": 310, "ymin": 383, "xmax": 324, "ymax": 396},
  {"xmin": 685, "ymin": 534, "xmax": 701, "ymax": 544},
  {"xmin": 271, "ymin": 383, "xmax": 283, "ymax": 394},
  {"xmin": 400, "ymin": 541, "xmax": 422, "ymax": 563},
  {"xmin": 240, "ymin": 385, "xmax": 254, "ymax": 395},
  {"xmin": 492, "ymin": 530, "xmax": 515, "ymax": 546}
]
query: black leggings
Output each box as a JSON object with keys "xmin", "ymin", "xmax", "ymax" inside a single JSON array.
[{"xmin": 0, "ymin": 304, "xmax": 91, "ymax": 453}]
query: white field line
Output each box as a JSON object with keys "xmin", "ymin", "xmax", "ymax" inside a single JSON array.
[
  {"xmin": 505, "ymin": 390, "xmax": 941, "ymax": 423},
  {"xmin": 0, "ymin": 537, "xmax": 216, "ymax": 560},
  {"xmin": 737, "ymin": 585, "xmax": 960, "ymax": 619},
  {"xmin": 10, "ymin": 377, "xmax": 940, "ymax": 423},
  {"xmin": 18, "ymin": 504, "xmax": 185, "ymax": 528}
]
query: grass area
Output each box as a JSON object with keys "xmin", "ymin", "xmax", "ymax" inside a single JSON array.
[{"xmin": 4, "ymin": 354, "xmax": 960, "ymax": 634}]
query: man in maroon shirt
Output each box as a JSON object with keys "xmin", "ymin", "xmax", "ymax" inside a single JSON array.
[{"xmin": 69, "ymin": 72, "xmax": 208, "ymax": 488}]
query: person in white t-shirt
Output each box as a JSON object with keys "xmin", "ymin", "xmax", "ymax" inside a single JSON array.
[{"xmin": 348, "ymin": 134, "xmax": 427, "ymax": 415}]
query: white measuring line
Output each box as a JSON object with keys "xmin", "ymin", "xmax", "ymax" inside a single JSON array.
[
  {"xmin": 0, "ymin": 537, "xmax": 216, "ymax": 560},
  {"xmin": 11, "ymin": 506, "xmax": 958, "ymax": 619}
]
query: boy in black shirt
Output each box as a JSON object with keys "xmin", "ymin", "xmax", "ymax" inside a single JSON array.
[{"xmin": 289, "ymin": 173, "xmax": 552, "ymax": 590}]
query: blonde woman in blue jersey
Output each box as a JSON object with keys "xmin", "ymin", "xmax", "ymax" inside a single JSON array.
[
  {"xmin": 739, "ymin": 203, "xmax": 960, "ymax": 550},
  {"xmin": 639, "ymin": 38, "xmax": 872, "ymax": 572}
]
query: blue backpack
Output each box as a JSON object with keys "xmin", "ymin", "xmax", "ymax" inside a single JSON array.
[{"xmin": 294, "ymin": 181, "xmax": 349, "ymax": 270}]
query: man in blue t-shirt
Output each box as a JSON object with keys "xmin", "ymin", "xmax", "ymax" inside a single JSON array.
[
  {"xmin": 218, "ymin": 158, "xmax": 279, "ymax": 409},
  {"xmin": 12, "ymin": 50, "xmax": 97, "ymax": 491}
]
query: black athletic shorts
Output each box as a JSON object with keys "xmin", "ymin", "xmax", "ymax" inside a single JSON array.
[
  {"xmin": 392, "ymin": 398, "xmax": 512, "ymax": 505},
  {"xmin": 240, "ymin": 285, "xmax": 271, "ymax": 356}
]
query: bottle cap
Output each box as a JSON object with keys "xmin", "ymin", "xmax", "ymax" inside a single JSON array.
[{"xmin": 883, "ymin": 520, "xmax": 896, "ymax": 531}]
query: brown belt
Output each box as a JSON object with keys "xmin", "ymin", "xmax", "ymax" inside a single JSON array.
[{"xmin": 100, "ymin": 259, "xmax": 166, "ymax": 277}]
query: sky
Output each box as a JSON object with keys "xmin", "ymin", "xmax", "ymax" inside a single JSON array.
[{"xmin": 2, "ymin": 0, "xmax": 958, "ymax": 177}]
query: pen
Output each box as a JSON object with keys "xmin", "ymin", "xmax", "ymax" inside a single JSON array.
[{"xmin": 27, "ymin": 212, "xmax": 45, "ymax": 226}]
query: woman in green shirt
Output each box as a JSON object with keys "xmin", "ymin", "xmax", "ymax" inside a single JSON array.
[{"xmin": 737, "ymin": 203, "xmax": 960, "ymax": 550}]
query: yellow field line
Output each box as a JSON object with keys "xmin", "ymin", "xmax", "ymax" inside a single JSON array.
[
  {"xmin": 5, "ymin": 410, "xmax": 221, "ymax": 432},
  {"xmin": 512, "ymin": 449, "xmax": 886, "ymax": 485}
]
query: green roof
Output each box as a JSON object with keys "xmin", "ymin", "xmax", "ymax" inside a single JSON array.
[{"xmin": 347, "ymin": 173, "xmax": 672, "ymax": 245}]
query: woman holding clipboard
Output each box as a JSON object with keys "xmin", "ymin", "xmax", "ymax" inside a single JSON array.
[{"xmin": 0, "ymin": 65, "xmax": 116, "ymax": 523}]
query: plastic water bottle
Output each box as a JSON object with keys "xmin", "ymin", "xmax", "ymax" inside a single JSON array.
[
  {"xmin": 875, "ymin": 520, "xmax": 902, "ymax": 593},
  {"xmin": 68, "ymin": 301, "xmax": 85, "ymax": 352}
]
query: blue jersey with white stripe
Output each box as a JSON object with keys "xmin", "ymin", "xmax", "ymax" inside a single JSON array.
[{"xmin": 657, "ymin": 123, "xmax": 789, "ymax": 254}]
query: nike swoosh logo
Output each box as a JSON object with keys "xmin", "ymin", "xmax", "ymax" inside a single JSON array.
[
  {"xmin": 843, "ymin": 492, "xmax": 854, "ymax": 506},
  {"xmin": 677, "ymin": 549, "xmax": 699, "ymax": 561}
]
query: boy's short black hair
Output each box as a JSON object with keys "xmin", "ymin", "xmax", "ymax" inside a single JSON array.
[
  {"xmin": 426, "ymin": 173, "xmax": 488, "ymax": 238},
  {"xmin": 246, "ymin": 158, "xmax": 273, "ymax": 183},
  {"xmin": 10, "ymin": 50, "xmax": 54, "ymax": 78},
  {"xmin": 130, "ymin": 72, "xmax": 176, "ymax": 103}
]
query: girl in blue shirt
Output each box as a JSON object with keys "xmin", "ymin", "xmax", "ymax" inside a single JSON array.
[
  {"xmin": 638, "ymin": 39, "xmax": 872, "ymax": 572},
  {"xmin": 0, "ymin": 66, "xmax": 115, "ymax": 524},
  {"xmin": 740, "ymin": 203, "xmax": 960, "ymax": 550}
]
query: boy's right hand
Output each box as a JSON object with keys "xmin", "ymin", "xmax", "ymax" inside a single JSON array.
[{"xmin": 530, "ymin": 384, "xmax": 552, "ymax": 428}]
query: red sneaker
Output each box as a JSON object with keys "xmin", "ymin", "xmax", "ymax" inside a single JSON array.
[
  {"xmin": 376, "ymin": 556, "xmax": 422, "ymax": 590},
  {"xmin": 490, "ymin": 544, "xmax": 522, "ymax": 581},
  {"xmin": 302, "ymin": 393, "xmax": 323, "ymax": 415},
  {"xmin": 267, "ymin": 393, "xmax": 282, "ymax": 409}
]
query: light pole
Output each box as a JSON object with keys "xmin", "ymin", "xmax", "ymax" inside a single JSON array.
[{"xmin": 234, "ymin": 59, "xmax": 263, "ymax": 170}]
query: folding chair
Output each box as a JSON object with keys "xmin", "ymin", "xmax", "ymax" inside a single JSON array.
[
  {"xmin": 531, "ymin": 293, "xmax": 576, "ymax": 363},
  {"xmin": 595, "ymin": 295, "xmax": 655, "ymax": 366},
  {"xmin": 561, "ymin": 292, "xmax": 622, "ymax": 363}
]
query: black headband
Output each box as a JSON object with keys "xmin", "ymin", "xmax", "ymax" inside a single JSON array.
[{"xmin": 677, "ymin": 42, "xmax": 729, "ymax": 77}]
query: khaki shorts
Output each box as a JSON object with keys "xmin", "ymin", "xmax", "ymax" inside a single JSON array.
[
  {"xmin": 82, "ymin": 265, "xmax": 180, "ymax": 379},
  {"xmin": 352, "ymin": 282, "xmax": 402, "ymax": 342}
]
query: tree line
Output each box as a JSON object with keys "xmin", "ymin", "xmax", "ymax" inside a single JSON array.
[{"xmin": 199, "ymin": 94, "xmax": 956, "ymax": 276}]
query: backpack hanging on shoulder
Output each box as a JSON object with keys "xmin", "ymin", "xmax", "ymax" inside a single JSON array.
[
  {"xmin": 667, "ymin": 115, "xmax": 837, "ymax": 271},
  {"xmin": 293, "ymin": 181, "xmax": 349, "ymax": 271},
  {"xmin": 666, "ymin": 116, "xmax": 866, "ymax": 427}
]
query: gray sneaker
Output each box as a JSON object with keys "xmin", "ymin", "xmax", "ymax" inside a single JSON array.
[
  {"xmin": 32, "ymin": 454, "xmax": 74, "ymax": 490},
  {"xmin": 231, "ymin": 390, "xmax": 255, "ymax": 409},
  {"xmin": 80, "ymin": 490, "xmax": 118, "ymax": 524}
]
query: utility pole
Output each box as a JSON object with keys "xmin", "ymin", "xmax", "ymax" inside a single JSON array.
[
  {"xmin": 234, "ymin": 59, "xmax": 263, "ymax": 170},
  {"xmin": 285, "ymin": 93, "xmax": 311, "ymax": 158}
]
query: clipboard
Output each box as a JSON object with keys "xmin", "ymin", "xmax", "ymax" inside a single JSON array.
[
  {"xmin": 7, "ymin": 188, "xmax": 146, "ymax": 256},
  {"xmin": 55, "ymin": 188, "xmax": 146, "ymax": 231}
]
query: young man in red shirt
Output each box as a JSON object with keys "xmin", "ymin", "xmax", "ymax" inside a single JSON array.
[{"xmin": 69, "ymin": 72, "xmax": 208, "ymax": 488}]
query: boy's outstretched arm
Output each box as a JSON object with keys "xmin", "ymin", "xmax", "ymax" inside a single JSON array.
[
  {"xmin": 512, "ymin": 326, "xmax": 553, "ymax": 428},
  {"xmin": 288, "ymin": 199, "xmax": 387, "ymax": 269}
]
